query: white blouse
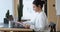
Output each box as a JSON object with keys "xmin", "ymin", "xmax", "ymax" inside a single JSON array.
[{"xmin": 23, "ymin": 11, "xmax": 48, "ymax": 31}]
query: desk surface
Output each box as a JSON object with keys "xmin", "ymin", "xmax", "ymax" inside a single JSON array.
[
  {"xmin": 0, "ymin": 23, "xmax": 33, "ymax": 31},
  {"xmin": 0, "ymin": 28, "xmax": 33, "ymax": 31}
]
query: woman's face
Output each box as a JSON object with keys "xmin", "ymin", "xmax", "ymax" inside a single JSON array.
[{"xmin": 33, "ymin": 4, "xmax": 40, "ymax": 12}]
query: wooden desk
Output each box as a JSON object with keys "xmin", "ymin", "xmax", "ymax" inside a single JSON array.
[{"xmin": 0, "ymin": 28, "xmax": 33, "ymax": 32}]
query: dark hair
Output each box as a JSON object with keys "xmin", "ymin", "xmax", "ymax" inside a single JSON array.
[{"xmin": 33, "ymin": 0, "xmax": 45, "ymax": 9}]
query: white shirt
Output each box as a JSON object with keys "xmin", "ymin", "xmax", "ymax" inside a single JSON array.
[{"xmin": 23, "ymin": 11, "xmax": 48, "ymax": 31}]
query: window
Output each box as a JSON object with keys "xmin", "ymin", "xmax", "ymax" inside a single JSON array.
[
  {"xmin": 0, "ymin": 0, "xmax": 13, "ymax": 23},
  {"xmin": 56, "ymin": 0, "xmax": 60, "ymax": 15},
  {"xmin": 22, "ymin": 0, "xmax": 35, "ymax": 19}
]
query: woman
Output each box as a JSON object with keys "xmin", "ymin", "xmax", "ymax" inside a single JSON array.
[{"xmin": 21, "ymin": 0, "xmax": 48, "ymax": 32}]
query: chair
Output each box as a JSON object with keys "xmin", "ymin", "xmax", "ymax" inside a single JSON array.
[{"xmin": 49, "ymin": 22, "xmax": 56, "ymax": 32}]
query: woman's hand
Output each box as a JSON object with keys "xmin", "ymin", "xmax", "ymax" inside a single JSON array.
[
  {"xmin": 23, "ymin": 24, "xmax": 30, "ymax": 29},
  {"xmin": 14, "ymin": 21, "xmax": 30, "ymax": 29}
]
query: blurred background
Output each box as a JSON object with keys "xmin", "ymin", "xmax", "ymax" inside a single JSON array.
[{"xmin": 0, "ymin": 0, "xmax": 60, "ymax": 31}]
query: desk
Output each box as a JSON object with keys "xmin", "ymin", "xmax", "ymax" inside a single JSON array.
[
  {"xmin": 0, "ymin": 28, "xmax": 33, "ymax": 32},
  {"xmin": 0, "ymin": 23, "xmax": 33, "ymax": 32}
]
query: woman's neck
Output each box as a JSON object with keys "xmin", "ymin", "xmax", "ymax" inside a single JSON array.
[{"xmin": 37, "ymin": 9, "xmax": 42, "ymax": 13}]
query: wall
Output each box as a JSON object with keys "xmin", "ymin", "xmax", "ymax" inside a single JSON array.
[
  {"xmin": 56, "ymin": 0, "xmax": 60, "ymax": 31},
  {"xmin": 57, "ymin": 16, "xmax": 60, "ymax": 31},
  {"xmin": 56, "ymin": 0, "xmax": 60, "ymax": 15},
  {"xmin": 47, "ymin": 0, "xmax": 57, "ymax": 23},
  {"xmin": 47, "ymin": 0, "xmax": 60, "ymax": 31}
]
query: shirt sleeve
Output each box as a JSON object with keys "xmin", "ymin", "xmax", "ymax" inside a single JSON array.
[{"xmin": 22, "ymin": 17, "xmax": 35, "ymax": 25}]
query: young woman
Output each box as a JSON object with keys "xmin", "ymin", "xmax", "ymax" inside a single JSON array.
[{"xmin": 20, "ymin": 0, "xmax": 48, "ymax": 32}]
